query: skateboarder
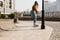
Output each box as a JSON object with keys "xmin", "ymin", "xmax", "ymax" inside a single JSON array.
[{"xmin": 31, "ymin": 1, "xmax": 39, "ymax": 27}]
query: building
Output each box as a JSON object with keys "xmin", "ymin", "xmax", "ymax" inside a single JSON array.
[
  {"xmin": 44, "ymin": 0, "xmax": 60, "ymax": 18},
  {"xmin": 0, "ymin": 0, "xmax": 15, "ymax": 14}
]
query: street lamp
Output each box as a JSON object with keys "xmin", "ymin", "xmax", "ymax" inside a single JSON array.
[
  {"xmin": 4, "ymin": 0, "xmax": 5, "ymax": 14},
  {"xmin": 41, "ymin": 0, "xmax": 45, "ymax": 29}
]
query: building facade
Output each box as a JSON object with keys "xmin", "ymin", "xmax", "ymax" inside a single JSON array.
[
  {"xmin": 44, "ymin": 0, "xmax": 60, "ymax": 18},
  {"xmin": 0, "ymin": 0, "xmax": 15, "ymax": 14}
]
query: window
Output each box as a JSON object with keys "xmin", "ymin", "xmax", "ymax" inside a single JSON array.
[
  {"xmin": 9, "ymin": 0, "xmax": 12, "ymax": 9},
  {"xmin": 9, "ymin": 5, "xmax": 12, "ymax": 8},
  {"xmin": 0, "ymin": 1, "xmax": 3, "ymax": 7}
]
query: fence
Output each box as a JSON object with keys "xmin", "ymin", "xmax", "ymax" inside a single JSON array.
[{"xmin": 44, "ymin": 12, "xmax": 60, "ymax": 18}]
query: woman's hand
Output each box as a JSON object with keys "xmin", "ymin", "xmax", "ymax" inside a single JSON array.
[{"xmin": 36, "ymin": 11, "xmax": 39, "ymax": 14}]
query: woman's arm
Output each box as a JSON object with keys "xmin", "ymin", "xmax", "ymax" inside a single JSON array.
[{"xmin": 34, "ymin": 5, "xmax": 39, "ymax": 14}]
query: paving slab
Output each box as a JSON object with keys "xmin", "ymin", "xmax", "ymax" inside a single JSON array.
[{"xmin": 0, "ymin": 21, "xmax": 53, "ymax": 40}]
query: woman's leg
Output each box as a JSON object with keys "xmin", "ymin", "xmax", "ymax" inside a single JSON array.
[
  {"xmin": 31, "ymin": 11, "xmax": 38, "ymax": 26},
  {"xmin": 34, "ymin": 15, "xmax": 37, "ymax": 25},
  {"xmin": 32, "ymin": 13, "xmax": 37, "ymax": 26}
]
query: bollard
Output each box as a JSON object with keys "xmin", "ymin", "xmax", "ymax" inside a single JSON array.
[{"xmin": 14, "ymin": 18, "xmax": 17, "ymax": 23}]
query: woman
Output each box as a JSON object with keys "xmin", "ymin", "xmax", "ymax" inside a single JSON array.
[{"xmin": 31, "ymin": 1, "xmax": 39, "ymax": 27}]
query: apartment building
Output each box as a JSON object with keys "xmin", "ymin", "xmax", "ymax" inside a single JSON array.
[
  {"xmin": 0, "ymin": 0, "xmax": 15, "ymax": 14},
  {"xmin": 44, "ymin": 0, "xmax": 60, "ymax": 18}
]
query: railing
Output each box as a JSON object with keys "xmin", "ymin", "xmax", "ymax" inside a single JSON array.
[
  {"xmin": 44, "ymin": 12, "xmax": 60, "ymax": 18},
  {"xmin": 18, "ymin": 12, "xmax": 60, "ymax": 21}
]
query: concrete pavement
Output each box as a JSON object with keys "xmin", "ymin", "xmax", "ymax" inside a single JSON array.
[{"xmin": 0, "ymin": 21, "xmax": 53, "ymax": 40}]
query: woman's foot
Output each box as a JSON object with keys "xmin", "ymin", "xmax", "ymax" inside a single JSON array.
[{"xmin": 34, "ymin": 24, "xmax": 39, "ymax": 27}]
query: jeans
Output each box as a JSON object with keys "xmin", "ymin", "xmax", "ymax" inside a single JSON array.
[{"xmin": 31, "ymin": 10, "xmax": 37, "ymax": 23}]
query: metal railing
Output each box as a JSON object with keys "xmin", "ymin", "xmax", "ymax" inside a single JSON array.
[{"xmin": 45, "ymin": 12, "xmax": 60, "ymax": 18}]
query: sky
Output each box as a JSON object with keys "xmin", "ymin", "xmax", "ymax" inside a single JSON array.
[{"xmin": 15, "ymin": 0, "xmax": 56, "ymax": 12}]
